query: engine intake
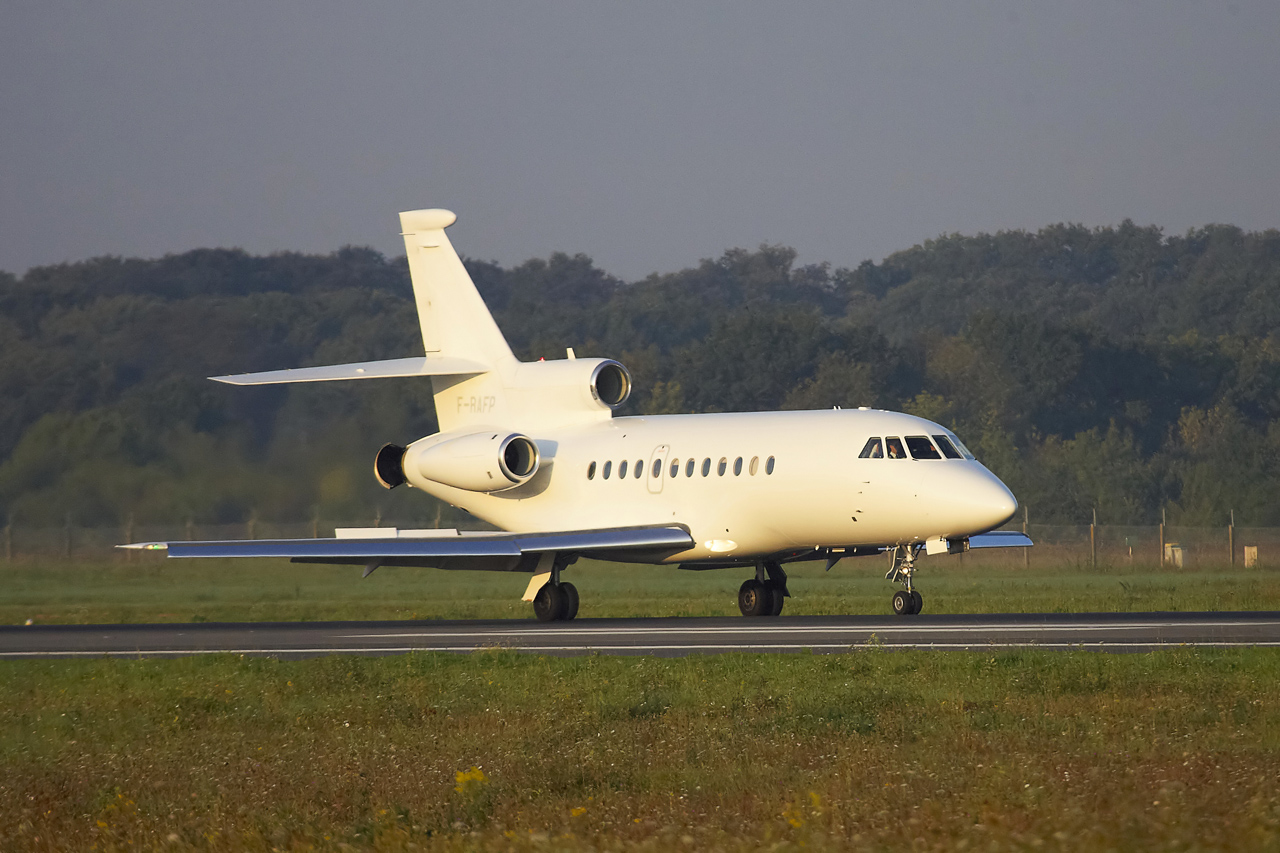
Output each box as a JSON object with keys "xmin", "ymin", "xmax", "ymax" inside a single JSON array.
[{"xmin": 591, "ymin": 361, "xmax": 631, "ymax": 408}]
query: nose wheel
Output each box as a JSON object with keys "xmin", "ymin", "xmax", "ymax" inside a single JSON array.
[
  {"xmin": 887, "ymin": 545, "xmax": 924, "ymax": 616},
  {"xmin": 892, "ymin": 589, "xmax": 923, "ymax": 616}
]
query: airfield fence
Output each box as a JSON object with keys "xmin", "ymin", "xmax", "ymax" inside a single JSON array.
[{"xmin": 1, "ymin": 520, "xmax": 1277, "ymax": 570}]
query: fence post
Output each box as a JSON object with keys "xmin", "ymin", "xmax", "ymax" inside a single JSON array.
[
  {"xmin": 1159, "ymin": 508, "xmax": 1165, "ymax": 566},
  {"xmin": 1090, "ymin": 508, "xmax": 1097, "ymax": 569},
  {"xmin": 1229, "ymin": 510, "xmax": 1235, "ymax": 567},
  {"xmin": 1022, "ymin": 505, "xmax": 1029, "ymax": 568}
]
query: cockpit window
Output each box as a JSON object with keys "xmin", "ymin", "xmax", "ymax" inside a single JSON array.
[
  {"xmin": 932, "ymin": 434, "xmax": 962, "ymax": 459},
  {"xmin": 906, "ymin": 435, "xmax": 942, "ymax": 459},
  {"xmin": 947, "ymin": 432, "xmax": 976, "ymax": 460},
  {"xmin": 858, "ymin": 437, "xmax": 883, "ymax": 459},
  {"xmin": 885, "ymin": 437, "xmax": 906, "ymax": 459}
]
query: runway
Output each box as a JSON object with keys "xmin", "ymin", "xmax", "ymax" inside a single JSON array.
[{"xmin": 3, "ymin": 612, "xmax": 1280, "ymax": 659}]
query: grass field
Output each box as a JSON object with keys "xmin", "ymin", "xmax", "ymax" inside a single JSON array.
[
  {"xmin": 3, "ymin": 649, "xmax": 1279, "ymax": 851},
  {"xmin": 4, "ymin": 555, "xmax": 1280, "ymax": 625},
  {"xmin": 4, "ymin": 558, "xmax": 1279, "ymax": 850}
]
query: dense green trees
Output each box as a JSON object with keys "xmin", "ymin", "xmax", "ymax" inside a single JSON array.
[{"xmin": 1, "ymin": 221, "xmax": 1277, "ymax": 527}]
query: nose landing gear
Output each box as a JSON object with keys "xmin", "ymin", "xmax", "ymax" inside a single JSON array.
[{"xmin": 887, "ymin": 544, "xmax": 924, "ymax": 616}]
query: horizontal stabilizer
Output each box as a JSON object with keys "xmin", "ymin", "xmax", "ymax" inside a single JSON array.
[
  {"xmin": 968, "ymin": 531, "xmax": 1034, "ymax": 549},
  {"xmin": 210, "ymin": 356, "xmax": 489, "ymax": 386},
  {"xmin": 118, "ymin": 525, "xmax": 695, "ymax": 570}
]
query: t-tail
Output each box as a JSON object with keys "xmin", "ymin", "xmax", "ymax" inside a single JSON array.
[{"xmin": 210, "ymin": 208, "xmax": 632, "ymax": 436}]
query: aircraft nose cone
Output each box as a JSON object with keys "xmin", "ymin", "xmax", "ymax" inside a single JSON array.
[{"xmin": 976, "ymin": 474, "xmax": 1018, "ymax": 530}]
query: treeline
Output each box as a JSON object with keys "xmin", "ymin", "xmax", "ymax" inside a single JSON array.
[{"xmin": 1, "ymin": 220, "xmax": 1277, "ymax": 527}]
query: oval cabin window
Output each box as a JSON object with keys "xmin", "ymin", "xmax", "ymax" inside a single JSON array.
[
  {"xmin": 701, "ymin": 458, "xmax": 711, "ymax": 477},
  {"xmin": 670, "ymin": 460, "xmax": 680, "ymax": 478},
  {"xmin": 749, "ymin": 456, "xmax": 759, "ymax": 475},
  {"xmin": 766, "ymin": 456, "xmax": 775, "ymax": 475},
  {"xmin": 618, "ymin": 460, "xmax": 628, "ymax": 478},
  {"xmin": 635, "ymin": 459, "xmax": 644, "ymax": 478},
  {"xmin": 602, "ymin": 461, "xmax": 612, "ymax": 479},
  {"xmin": 587, "ymin": 461, "xmax": 596, "ymax": 480},
  {"xmin": 685, "ymin": 459, "xmax": 695, "ymax": 477},
  {"xmin": 717, "ymin": 457, "xmax": 727, "ymax": 476},
  {"xmin": 733, "ymin": 456, "xmax": 743, "ymax": 475}
]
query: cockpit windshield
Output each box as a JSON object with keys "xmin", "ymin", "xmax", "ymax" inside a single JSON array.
[
  {"xmin": 946, "ymin": 431, "xmax": 976, "ymax": 460},
  {"xmin": 905, "ymin": 436, "xmax": 941, "ymax": 459},
  {"xmin": 931, "ymin": 434, "xmax": 962, "ymax": 459}
]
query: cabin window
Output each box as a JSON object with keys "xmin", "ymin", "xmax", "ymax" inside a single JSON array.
[
  {"xmin": 932, "ymin": 435, "xmax": 962, "ymax": 459},
  {"xmin": 717, "ymin": 457, "xmax": 727, "ymax": 476},
  {"xmin": 618, "ymin": 459, "xmax": 628, "ymax": 478},
  {"xmin": 602, "ymin": 460, "xmax": 612, "ymax": 479},
  {"xmin": 750, "ymin": 456, "xmax": 759, "ymax": 475},
  {"xmin": 653, "ymin": 459, "xmax": 662, "ymax": 478},
  {"xmin": 686, "ymin": 459, "xmax": 695, "ymax": 477},
  {"xmin": 766, "ymin": 456, "xmax": 776, "ymax": 474},
  {"xmin": 701, "ymin": 458, "xmax": 711, "ymax": 477},
  {"xmin": 906, "ymin": 436, "xmax": 942, "ymax": 460},
  {"xmin": 733, "ymin": 456, "xmax": 743, "ymax": 475},
  {"xmin": 885, "ymin": 437, "xmax": 906, "ymax": 459},
  {"xmin": 858, "ymin": 438, "xmax": 883, "ymax": 459},
  {"xmin": 587, "ymin": 461, "xmax": 596, "ymax": 480},
  {"xmin": 635, "ymin": 459, "xmax": 644, "ymax": 478},
  {"xmin": 670, "ymin": 459, "xmax": 680, "ymax": 478}
]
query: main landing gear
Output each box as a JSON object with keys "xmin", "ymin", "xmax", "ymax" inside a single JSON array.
[
  {"xmin": 531, "ymin": 553, "xmax": 580, "ymax": 622},
  {"xmin": 739, "ymin": 561, "xmax": 788, "ymax": 617},
  {"xmin": 533, "ymin": 580, "xmax": 579, "ymax": 622},
  {"xmin": 887, "ymin": 544, "xmax": 924, "ymax": 616}
]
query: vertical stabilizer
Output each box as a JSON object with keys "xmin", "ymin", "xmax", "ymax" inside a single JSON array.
[{"xmin": 400, "ymin": 209, "xmax": 515, "ymax": 367}]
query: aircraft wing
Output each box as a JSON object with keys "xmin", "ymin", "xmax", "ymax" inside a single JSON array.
[
  {"xmin": 967, "ymin": 531, "xmax": 1034, "ymax": 549},
  {"xmin": 119, "ymin": 525, "xmax": 695, "ymax": 572},
  {"xmin": 209, "ymin": 356, "xmax": 489, "ymax": 386}
]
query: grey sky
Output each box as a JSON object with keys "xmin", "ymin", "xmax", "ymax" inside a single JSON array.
[{"xmin": 3, "ymin": 2, "xmax": 1278, "ymax": 280}]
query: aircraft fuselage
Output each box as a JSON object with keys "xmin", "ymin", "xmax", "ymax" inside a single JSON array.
[{"xmin": 404, "ymin": 408, "xmax": 1017, "ymax": 564}]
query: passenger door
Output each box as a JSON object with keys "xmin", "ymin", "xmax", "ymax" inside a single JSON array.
[{"xmin": 646, "ymin": 444, "xmax": 670, "ymax": 494}]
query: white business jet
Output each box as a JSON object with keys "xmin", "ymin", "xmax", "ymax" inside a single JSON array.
[{"xmin": 124, "ymin": 209, "xmax": 1030, "ymax": 619}]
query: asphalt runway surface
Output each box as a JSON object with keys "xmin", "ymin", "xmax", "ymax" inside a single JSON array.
[{"xmin": 2, "ymin": 612, "xmax": 1279, "ymax": 659}]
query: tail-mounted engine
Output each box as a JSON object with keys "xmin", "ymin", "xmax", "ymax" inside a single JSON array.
[{"xmin": 383, "ymin": 431, "xmax": 540, "ymax": 493}]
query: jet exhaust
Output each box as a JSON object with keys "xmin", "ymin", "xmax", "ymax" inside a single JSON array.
[{"xmin": 374, "ymin": 443, "xmax": 407, "ymax": 489}]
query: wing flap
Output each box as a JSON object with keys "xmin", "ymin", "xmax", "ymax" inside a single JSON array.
[{"xmin": 210, "ymin": 356, "xmax": 489, "ymax": 386}]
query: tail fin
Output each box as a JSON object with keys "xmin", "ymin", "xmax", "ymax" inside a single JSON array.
[{"xmin": 400, "ymin": 209, "xmax": 514, "ymax": 367}]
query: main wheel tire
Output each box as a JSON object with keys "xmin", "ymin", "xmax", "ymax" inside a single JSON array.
[
  {"xmin": 910, "ymin": 590, "xmax": 923, "ymax": 615},
  {"xmin": 892, "ymin": 589, "xmax": 913, "ymax": 616},
  {"xmin": 767, "ymin": 582, "xmax": 786, "ymax": 616},
  {"xmin": 533, "ymin": 583, "xmax": 567, "ymax": 622},
  {"xmin": 739, "ymin": 579, "xmax": 770, "ymax": 617},
  {"xmin": 561, "ymin": 582, "xmax": 580, "ymax": 621}
]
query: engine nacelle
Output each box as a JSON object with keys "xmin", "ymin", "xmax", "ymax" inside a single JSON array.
[
  {"xmin": 403, "ymin": 431, "xmax": 540, "ymax": 493},
  {"xmin": 503, "ymin": 358, "xmax": 632, "ymax": 416}
]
